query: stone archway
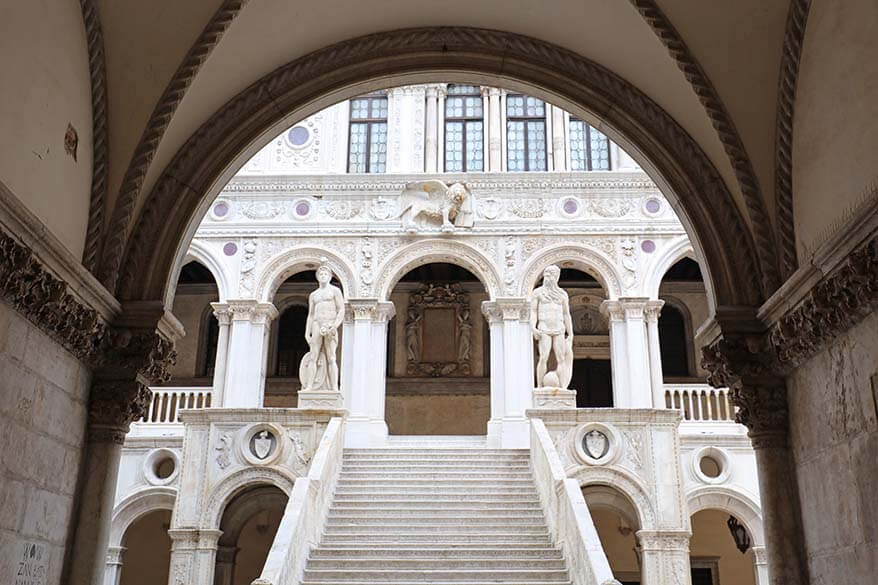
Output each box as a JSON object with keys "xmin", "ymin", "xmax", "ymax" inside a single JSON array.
[{"xmin": 105, "ymin": 28, "xmax": 766, "ymax": 317}]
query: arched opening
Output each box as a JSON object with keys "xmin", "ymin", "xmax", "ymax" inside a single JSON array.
[
  {"xmin": 118, "ymin": 509, "xmax": 172, "ymax": 585},
  {"xmin": 215, "ymin": 484, "xmax": 288, "ymax": 585},
  {"xmin": 386, "ymin": 262, "xmax": 489, "ymax": 435},
  {"xmin": 581, "ymin": 485, "xmax": 642, "ymax": 584},
  {"xmin": 165, "ymin": 260, "xmax": 219, "ymax": 386},
  {"xmin": 533, "ymin": 267, "xmax": 612, "ymax": 407},
  {"xmin": 265, "ymin": 270, "xmax": 344, "ymax": 406},
  {"xmin": 689, "ymin": 509, "xmax": 757, "ymax": 585},
  {"xmin": 658, "ymin": 258, "xmax": 707, "ymax": 381}
]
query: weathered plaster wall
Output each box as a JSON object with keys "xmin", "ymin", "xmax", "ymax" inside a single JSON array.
[
  {"xmin": 385, "ymin": 393, "xmax": 490, "ymax": 435},
  {"xmin": 793, "ymin": 0, "xmax": 878, "ymax": 259},
  {"xmin": 0, "ymin": 302, "xmax": 90, "ymax": 585},
  {"xmin": 0, "ymin": 1, "xmax": 93, "ymax": 258},
  {"xmin": 789, "ymin": 310, "xmax": 878, "ymax": 583}
]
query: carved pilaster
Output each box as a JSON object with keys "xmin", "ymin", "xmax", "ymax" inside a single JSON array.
[
  {"xmin": 347, "ymin": 299, "xmax": 395, "ymax": 322},
  {"xmin": 493, "ymin": 298, "xmax": 530, "ymax": 322},
  {"xmin": 644, "ymin": 299, "xmax": 664, "ymax": 323}
]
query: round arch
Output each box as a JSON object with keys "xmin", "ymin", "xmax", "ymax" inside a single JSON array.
[
  {"xmin": 518, "ymin": 244, "xmax": 623, "ymax": 299},
  {"xmin": 568, "ymin": 465, "xmax": 657, "ymax": 531},
  {"xmin": 109, "ymin": 486, "xmax": 177, "ymax": 548},
  {"xmin": 375, "ymin": 239, "xmax": 501, "ymax": 301},
  {"xmin": 686, "ymin": 485, "xmax": 765, "ymax": 547},
  {"xmin": 216, "ymin": 484, "xmax": 289, "ymax": 548},
  {"xmin": 581, "ymin": 484, "xmax": 642, "ymax": 530},
  {"xmin": 255, "ymin": 246, "xmax": 355, "ymax": 302},
  {"xmin": 109, "ymin": 27, "xmax": 767, "ymax": 314},
  {"xmin": 179, "ymin": 239, "xmax": 231, "ymax": 303},
  {"xmin": 643, "ymin": 236, "xmax": 698, "ymax": 300},
  {"xmin": 202, "ymin": 467, "xmax": 296, "ymax": 530}
]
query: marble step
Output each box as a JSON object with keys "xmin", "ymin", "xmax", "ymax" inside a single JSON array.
[
  {"xmin": 344, "ymin": 449, "xmax": 528, "ymax": 456},
  {"xmin": 323, "ymin": 523, "xmax": 550, "ymax": 535},
  {"xmin": 338, "ymin": 471, "xmax": 533, "ymax": 480},
  {"xmin": 335, "ymin": 478, "xmax": 536, "ymax": 487},
  {"xmin": 325, "ymin": 515, "xmax": 545, "ymax": 526},
  {"xmin": 319, "ymin": 534, "xmax": 554, "ymax": 545},
  {"xmin": 333, "ymin": 488, "xmax": 539, "ymax": 498},
  {"xmin": 328, "ymin": 506, "xmax": 544, "ymax": 516},
  {"xmin": 301, "ymin": 569, "xmax": 570, "ymax": 582},
  {"xmin": 342, "ymin": 461, "xmax": 531, "ymax": 470},
  {"xmin": 331, "ymin": 494, "xmax": 542, "ymax": 504},
  {"xmin": 308, "ymin": 547, "xmax": 563, "ymax": 559},
  {"xmin": 305, "ymin": 558, "xmax": 567, "ymax": 570}
]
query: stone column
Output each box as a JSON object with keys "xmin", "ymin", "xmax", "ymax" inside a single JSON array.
[
  {"xmin": 345, "ymin": 300, "xmax": 395, "ymax": 445},
  {"xmin": 437, "ymin": 85, "xmax": 447, "ymax": 172},
  {"xmin": 551, "ymin": 105, "xmax": 566, "ymax": 171},
  {"xmin": 210, "ymin": 303, "xmax": 232, "ymax": 406},
  {"xmin": 213, "ymin": 545, "xmax": 238, "ymax": 585},
  {"xmin": 481, "ymin": 302, "xmax": 505, "ymax": 446},
  {"xmin": 637, "ymin": 531, "xmax": 692, "ymax": 585},
  {"xmin": 500, "ymin": 90, "xmax": 508, "ymax": 171},
  {"xmin": 68, "ymin": 318, "xmax": 178, "ymax": 585},
  {"xmin": 545, "ymin": 105, "xmax": 554, "ymax": 172},
  {"xmin": 488, "ymin": 87, "xmax": 502, "ymax": 171},
  {"xmin": 223, "ymin": 300, "xmax": 277, "ymax": 408},
  {"xmin": 104, "ymin": 546, "xmax": 125, "ymax": 585},
  {"xmin": 424, "ymin": 85, "xmax": 439, "ymax": 172},
  {"xmin": 482, "ymin": 299, "xmax": 532, "ymax": 447},
  {"xmin": 601, "ymin": 299, "xmax": 652, "ymax": 408},
  {"xmin": 644, "ymin": 300, "xmax": 665, "ymax": 408},
  {"xmin": 166, "ymin": 528, "xmax": 223, "ymax": 585},
  {"xmin": 702, "ymin": 336, "xmax": 809, "ymax": 585},
  {"xmin": 481, "ymin": 87, "xmax": 490, "ymax": 170},
  {"xmin": 752, "ymin": 546, "xmax": 770, "ymax": 585}
]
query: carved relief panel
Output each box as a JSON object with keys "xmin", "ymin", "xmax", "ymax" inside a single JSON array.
[{"xmin": 404, "ymin": 283, "xmax": 473, "ymax": 377}]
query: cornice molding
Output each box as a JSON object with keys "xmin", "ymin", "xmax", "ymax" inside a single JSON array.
[
  {"xmin": 629, "ymin": 0, "xmax": 780, "ymax": 295},
  {"xmin": 775, "ymin": 0, "xmax": 812, "ymax": 279},
  {"xmin": 99, "ymin": 0, "xmax": 250, "ymax": 291},
  {"xmin": 78, "ymin": 0, "xmax": 109, "ymax": 274}
]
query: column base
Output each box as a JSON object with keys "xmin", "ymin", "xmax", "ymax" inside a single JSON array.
[
  {"xmin": 344, "ymin": 418, "xmax": 389, "ymax": 447},
  {"xmin": 500, "ymin": 417, "xmax": 531, "ymax": 449},
  {"xmin": 297, "ymin": 390, "xmax": 344, "ymax": 409},
  {"xmin": 532, "ymin": 387, "xmax": 577, "ymax": 409}
]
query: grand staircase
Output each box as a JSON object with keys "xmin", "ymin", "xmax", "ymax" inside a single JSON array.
[{"xmin": 300, "ymin": 445, "xmax": 572, "ymax": 585}]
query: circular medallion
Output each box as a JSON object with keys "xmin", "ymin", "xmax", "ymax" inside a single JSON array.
[
  {"xmin": 644, "ymin": 198, "xmax": 662, "ymax": 214},
  {"xmin": 213, "ymin": 201, "xmax": 229, "ymax": 218},
  {"xmin": 223, "ymin": 242, "xmax": 238, "ymax": 256},
  {"xmin": 287, "ymin": 126, "xmax": 310, "ymax": 147},
  {"xmin": 641, "ymin": 239, "xmax": 656, "ymax": 253}
]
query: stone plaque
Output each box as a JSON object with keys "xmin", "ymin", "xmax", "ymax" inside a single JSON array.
[
  {"xmin": 14, "ymin": 541, "xmax": 47, "ymax": 585},
  {"xmin": 249, "ymin": 430, "xmax": 276, "ymax": 460},
  {"xmin": 421, "ymin": 308, "xmax": 456, "ymax": 362}
]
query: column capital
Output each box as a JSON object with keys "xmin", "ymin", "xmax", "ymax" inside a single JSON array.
[
  {"xmin": 483, "ymin": 298, "xmax": 529, "ymax": 322},
  {"xmin": 425, "ymin": 84, "xmax": 441, "ymax": 98},
  {"xmin": 225, "ymin": 299, "xmax": 278, "ymax": 323},
  {"xmin": 480, "ymin": 86, "xmax": 491, "ymax": 97},
  {"xmin": 105, "ymin": 546, "xmax": 126, "ymax": 564},
  {"xmin": 600, "ymin": 298, "xmax": 650, "ymax": 321},
  {"xmin": 644, "ymin": 299, "xmax": 665, "ymax": 322},
  {"xmin": 347, "ymin": 299, "xmax": 395, "ymax": 322},
  {"xmin": 211, "ymin": 302, "xmax": 233, "ymax": 325},
  {"xmin": 635, "ymin": 530, "xmax": 691, "ymax": 552}
]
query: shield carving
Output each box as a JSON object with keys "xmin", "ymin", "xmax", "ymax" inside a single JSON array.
[
  {"xmin": 584, "ymin": 430, "xmax": 609, "ymax": 460},
  {"xmin": 253, "ymin": 431, "xmax": 274, "ymax": 460}
]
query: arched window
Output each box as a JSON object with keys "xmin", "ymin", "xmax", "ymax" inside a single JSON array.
[
  {"xmin": 275, "ymin": 305, "xmax": 309, "ymax": 378},
  {"xmin": 200, "ymin": 311, "xmax": 220, "ymax": 377},
  {"xmin": 658, "ymin": 304, "xmax": 690, "ymax": 377},
  {"xmin": 506, "ymin": 94, "xmax": 547, "ymax": 171},
  {"xmin": 658, "ymin": 257, "xmax": 704, "ymax": 379},
  {"xmin": 445, "ymin": 85, "xmax": 484, "ymax": 172}
]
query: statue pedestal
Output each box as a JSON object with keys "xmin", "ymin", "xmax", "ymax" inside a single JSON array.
[
  {"xmin": 532, "ymin": 387, "xmax": 577, "ymax": 409},
  {"xmin": 297, "ymin": 390, "xmax": 344, "ymax": 409}
]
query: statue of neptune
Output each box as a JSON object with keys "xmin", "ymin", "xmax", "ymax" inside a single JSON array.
[
  {"xmin": 299, "ymin": 262, "xmax": 345, "ymax": 392},
  {"xmin": 529, "ymin": 265, "xmax": 574, "ymax": 389}
]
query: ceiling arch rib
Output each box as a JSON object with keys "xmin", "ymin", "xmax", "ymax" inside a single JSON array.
[{"xmin": 113, "ymin": 27, "xmax": 764, "ymax": 315}]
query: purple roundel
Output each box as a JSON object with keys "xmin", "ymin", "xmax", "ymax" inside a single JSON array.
[
  {"xmin": 563, "ymin": 199, "xmax": 579, "ymax": 214},
  {"xmin": 295, "ymin": 201, "xmax": 311, "ymax": 216},
  {"xmin": 223, "ymin": 242, "xmax": 238, "ymax": 256},
  {"xmin": 213, "ymin": 201, "xmax": 229, "ymax": 217},
  {"xmin": 641, "ymin": 240, "xmax": 656, "ymax": 253},
  {"xmin": 288, "ymin": 126, "xmax": 310, "ymax": 146},
  {"xmin": 645, "ymin": 198, "xmax": 662, "ymax": 213}
]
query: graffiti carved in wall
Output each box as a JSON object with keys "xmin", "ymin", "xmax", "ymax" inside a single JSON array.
[{"xmin": 405, "ymin": 283, "xmax": 472, "ymax": 376}]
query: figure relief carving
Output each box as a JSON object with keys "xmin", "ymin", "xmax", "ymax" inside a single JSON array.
[
  {"xmin": 619, "ymin": 238, "xmax": 638, "ymax": 288},
  {"xmin": 504, "ymin": 236, "xmax": 518, "ymax": 294},
  {"xmin": 298, "ymin": 262, "xmax": 345, "ymax": 393},
  {"xmin": 239, "ymin": 239, "xmax": 258, "ymax": 294},
  {"xmin": 397, "ymin": 180, "xmax": 474, "ymax": 232},
  {"xmin": 530, "ymin": 265, "xmax": 574, "ymax": 389},
  {"xmin": 360, "ymin": 236, "xmax": 374, "ymax": 290},
  {"xmin": 405, "ymin": 283, "xmax": 473, "ymax": 377},
  {"xmin": 215, "ymin": 433, "xmax": 232, "ymax": 470},
  {"xmin": 289, "ymin": 431, "xmax": 313, "ymax": 475}
]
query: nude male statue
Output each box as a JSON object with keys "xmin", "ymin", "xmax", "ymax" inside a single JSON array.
[
  {"xmin": 530, "ymin": 264, "xmax": 574, "ymax": 389},
  {"xmin": 300, "ymin": 263, "xmax": 345, "ymax": 392}
]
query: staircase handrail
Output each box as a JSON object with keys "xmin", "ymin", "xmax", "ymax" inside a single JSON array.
[
  {"xmin": 253, "ymin": 416, "xmax": 345, "ymax": 585},
  {"xmin": 530, "ymin": 418, "xmax": 621, "ymax": 585}
]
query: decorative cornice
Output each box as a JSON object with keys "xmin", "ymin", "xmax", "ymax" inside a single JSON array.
[
  {"xmin": 114, "ymin": 27, "xmax": 763, "ymax": 308},
  {"xmin": 629, "ymin": 0, "xmax": 780, "ymax": 295},
  {"xmin": 775, "ymin": 0, "xmax": 812, "ymax": 278},
  {"xmin": 99, "ymin": 0, "xmax": 250, "ymax": 291},
  {"xmin": 0, "ymin": 230, "xmax": 107, "ymax": 363},
  {"xmin": 79, "ymin": 0, "xmax": 109, "ymax": 274}
]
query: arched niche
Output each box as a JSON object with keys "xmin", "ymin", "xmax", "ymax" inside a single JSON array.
[
  {"xmin": 176, "ymin": 239, "xmax": 232, "ymax": 304},
  {"xmin": 254, "ymin": 247, "xmax": 355, "ymax": 302},
  {"xmin": 686, "ymin": 485, "xmax": 765, "ymax": 548},
  {"xmin": 109, "ymin": 486, "xmax": 177, "ymax": 549},
  {"xmin": 109, "ymin": 28, "xmax": 766, "ymax": 316},
  {"xmin": 202, "ymin": 467, "xmax": 295, "ymax": 531},
  {"xmin": 518, "ymin": 244, "xmax": 622, "ymax": 300}
]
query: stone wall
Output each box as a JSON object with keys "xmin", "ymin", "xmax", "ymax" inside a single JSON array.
[
  {"xmin": 789, "ymin": 309, "xmax": 878, "ymax": 584},
  {"xmin": 0, "ymin": 301, "xmax": 90, "ymax": 585}
]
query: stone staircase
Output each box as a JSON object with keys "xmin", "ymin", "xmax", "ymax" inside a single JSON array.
[{"xmin": 300, "ymin": 446, "xmax": 572, "ymax": 585}]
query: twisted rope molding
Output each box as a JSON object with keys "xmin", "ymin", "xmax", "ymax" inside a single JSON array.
[
  {"xmin": 775, "ymin": 0, "xmax": 812, "ymax": 278},
  {"xmin": 79, "ymin": 0, "xmax": 108, "ymax": 273},
  {"xmin": 116, "ymin": 27, "xmax": 763, "ymax": 308},
  {"xmin": 98, "ymin": 0, "xmax": 249, "ymax": 290},
  {"xmin": 629, "ymin": 0, "xmax": 780, "ymax": 295}
]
